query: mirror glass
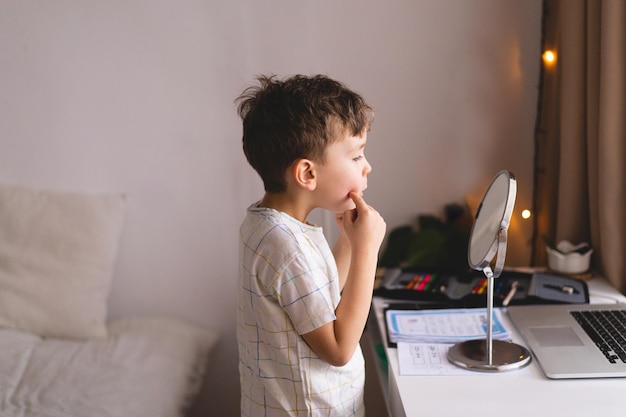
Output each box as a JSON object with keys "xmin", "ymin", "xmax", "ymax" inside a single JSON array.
[{"xmin": 467, "ymin": 171, "xmax": 516, "ymax": 272}]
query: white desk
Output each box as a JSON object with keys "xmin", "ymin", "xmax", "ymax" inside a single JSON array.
[{"xmin": 368, "ymin": 277, "xmax": 626, "ymax": 417}]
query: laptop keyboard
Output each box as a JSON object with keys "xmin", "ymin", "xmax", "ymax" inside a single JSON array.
[{"xmin": 571, "ymin": 310, "xmax": 626, "ymax": 364}]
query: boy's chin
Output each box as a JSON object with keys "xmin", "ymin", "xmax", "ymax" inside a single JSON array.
[
  {"xmin": 337, "ymin": 201, "xmax": 357, "ymax": 212},
  {"xmin": 328, "ymin": 195, "xmax": 359, "ymax": 213}
]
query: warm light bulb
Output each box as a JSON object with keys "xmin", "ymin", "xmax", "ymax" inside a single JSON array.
[
  {"xmin": 521, "ymin": 209, "xmax": 532, "ymax": 220},
  {"xmin": 542, "ymin": 50, "xmax": 556, "ymax": 65}
]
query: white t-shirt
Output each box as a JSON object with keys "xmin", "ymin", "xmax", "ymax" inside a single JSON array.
[{"xmin": 237, "ymin": 204, "xmax": 365, "ymax": 417}]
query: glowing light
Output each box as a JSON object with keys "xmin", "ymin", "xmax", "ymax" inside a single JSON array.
[
  {"xmin": 542, "ymin": 50, "xmax": 556, "ymax": 66},
  {"xmin": 521, "ymin": 209, "xmax": 532, "ymax": 220}
]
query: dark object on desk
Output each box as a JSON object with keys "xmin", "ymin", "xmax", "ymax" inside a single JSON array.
[
  {"xmin": 374, "ymin": 267, "xmax": 589, "ymax": 307},
  {"xmin": 378, "ymin": 203, "xmax": 471, "ymax": 270}
]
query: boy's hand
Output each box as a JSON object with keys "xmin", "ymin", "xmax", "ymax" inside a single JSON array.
[
  {"xmin": 342, "ymin": 192, "xmax": 386, "ymax": 252},
  {"xmin": 334, "ymin": 211, "xmax": 348, "ymax": 240}
]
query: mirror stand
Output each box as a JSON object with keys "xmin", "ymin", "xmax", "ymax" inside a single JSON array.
[{"xmin": 447, "ymin": 264, "xmax": 531, "ymax": 372}]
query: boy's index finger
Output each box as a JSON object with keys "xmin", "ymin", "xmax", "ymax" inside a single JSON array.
[
  {"xmin": 348, "ymin": 192, "xmax": 370, "ymax": 221},
  {"xmin": 348, "ymin": 192, "xmax": 366, "ymax": 208}
]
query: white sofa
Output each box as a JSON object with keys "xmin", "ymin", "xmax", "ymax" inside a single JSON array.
[{"xmin": 0, "ymin": 183, "xmax": 219, "ymax": 417}]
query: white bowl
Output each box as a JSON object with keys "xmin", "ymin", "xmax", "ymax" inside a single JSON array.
[{"xmin": 546, "ymin": 240, "xmax": 592, "ymax": 274}]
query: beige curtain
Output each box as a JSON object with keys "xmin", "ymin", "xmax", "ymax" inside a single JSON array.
[{"xmin": 531, "ymin": 0, "xmax": 626, "ymax": 293}]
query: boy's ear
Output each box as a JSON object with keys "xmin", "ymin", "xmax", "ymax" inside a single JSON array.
[{"xmin": 292, "ymin": 158, "xmax": 317, "ymax": 190}]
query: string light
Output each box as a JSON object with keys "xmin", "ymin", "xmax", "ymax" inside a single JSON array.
[
  {"xmin": 542, "ymin": 50, "xmax": 556, "ymax": 66},
  {"xmin": 521, "ymin": 209, "xmax": 532, "ymax": 220}
]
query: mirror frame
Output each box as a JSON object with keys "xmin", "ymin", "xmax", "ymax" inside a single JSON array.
[{"xmin": 467, "ymin": 170, "xmax": 516, "ymax": 276}]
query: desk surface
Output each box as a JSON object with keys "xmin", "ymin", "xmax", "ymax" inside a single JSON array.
[{"xmin": 370, "ymin": 276, "xmax": 626, "ymax": 417}]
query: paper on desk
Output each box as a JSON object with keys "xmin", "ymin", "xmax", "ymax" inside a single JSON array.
[
  {"xmin": 385, "ymin": 308, "xmax": 510, "ymax": 344},
  {"xmin": 397, "ymin": 342, "xmax": 473, "ymax": 375},
  {"xmin": 397, "ymin": 341, "xmax": 532, "ymax": 376}
]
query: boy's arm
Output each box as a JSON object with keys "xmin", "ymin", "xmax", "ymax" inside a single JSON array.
[{"xmin": 303, "ymin": 193, "xmax": 386, "ymax": 367}]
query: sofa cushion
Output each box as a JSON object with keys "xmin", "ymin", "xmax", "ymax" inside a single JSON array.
[
  {"xmin": 0, "ymin": 183, "xmax": 126, "ymax": 339},
  {"xmin": 0, "ymin": 316, "xmax": 220, "ymax": 417}
]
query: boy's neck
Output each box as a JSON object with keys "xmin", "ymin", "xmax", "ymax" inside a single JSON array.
[{"xmin": 259, "ymin": 192, "xmax": 311, "ymax": 223}]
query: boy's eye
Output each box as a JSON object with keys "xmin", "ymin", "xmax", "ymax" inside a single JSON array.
[{"xmin": 353, "ymin": 155, "xmax": 364, "ymax": 161}]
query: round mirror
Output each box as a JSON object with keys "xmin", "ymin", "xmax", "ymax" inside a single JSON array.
[{"xmin": 467, "ymin": 170, "xmax": 516, "ymax": 277}]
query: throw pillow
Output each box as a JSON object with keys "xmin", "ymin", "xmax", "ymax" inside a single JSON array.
[{"xmin": 0, "ymin": 183, "xmax": 127, "ymax": 339}]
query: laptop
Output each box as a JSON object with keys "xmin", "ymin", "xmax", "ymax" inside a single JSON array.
[{"xmin": 507, "ymin": 303, "xmax": 626, "ymax": 379}]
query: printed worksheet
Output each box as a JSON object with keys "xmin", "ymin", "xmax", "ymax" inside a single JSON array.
[
  {"xmin": 386, "ymin": 308, "xmax": 510, "ymax": 344},
  {"xmin": 396, "ymin": 341, "xmax": 532, "ymax": 376},
  {"xmin": 397, "ymin": 342, "xmax": 473, "ymax": 375}
]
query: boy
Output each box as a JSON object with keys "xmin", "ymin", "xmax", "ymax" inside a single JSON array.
[{"xmin": 236, "ymin": 74, "xmax": 386, "ymax": 417}]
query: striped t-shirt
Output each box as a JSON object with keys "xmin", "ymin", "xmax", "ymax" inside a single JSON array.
[{"xmin": 237, "ymin": 203, "xmax": 365, "ymax": 417}]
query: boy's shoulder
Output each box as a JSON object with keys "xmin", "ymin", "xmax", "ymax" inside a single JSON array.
[
  {"xmin": 241, "ymin": 204, "xmax": 322, "ymax": 248},
  {"xmin": 242, "ymin": 203, "xmax": 285, "ymax": 229},
  {"xmin": 243, "ymin": 204, "xmax": 314, "ymax": 231}
]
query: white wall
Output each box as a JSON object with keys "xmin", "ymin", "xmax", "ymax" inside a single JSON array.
[{"xmin": 0, "ymin": 1, "xmax": 541, "ymax": 415}]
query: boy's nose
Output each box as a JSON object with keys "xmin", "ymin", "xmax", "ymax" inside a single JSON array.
[{"xmin": 364, "ymin": 159, "xmax": 372, "ymax": 175}]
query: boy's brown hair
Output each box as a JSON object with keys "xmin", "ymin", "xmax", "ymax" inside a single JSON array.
[{"xmin": 236, "ymin": 74, "xmax": 374, "ymax": 193}]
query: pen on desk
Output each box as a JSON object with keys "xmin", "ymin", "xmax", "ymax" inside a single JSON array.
[
  {"xmin": 424, "ymin": 274, "xmax": 436, "ymax": 291},
  {"xmin": 502, "ymin": 281, "xmax": 519, "ymax": 307},
  {"xmin": 406, "ymin": 275, "xmax": 420, "ymax": 289},
  {"xmin": 477, "ymin": 278, "xmax": 488, "ymax": 295},
  {"xmin": 544, "ymin": 283, "xmax": 578, "ymax": 295},
  {"xmin": 416, "ymin": 274, "xmax": 431, "ymax": 291},
  {"xmin": 472, "ymin": 278, "xmax": 487, "ymax": 294}
]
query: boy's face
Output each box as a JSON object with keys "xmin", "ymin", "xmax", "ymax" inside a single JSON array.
[{"xmin": 314, "ymin": 132, "xmax": 372, "ymax": 213}]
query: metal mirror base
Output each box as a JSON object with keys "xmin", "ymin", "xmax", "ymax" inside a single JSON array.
[{"xmin": 448, "ymin": 339, "xmax": 532, "ymax": 372}]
